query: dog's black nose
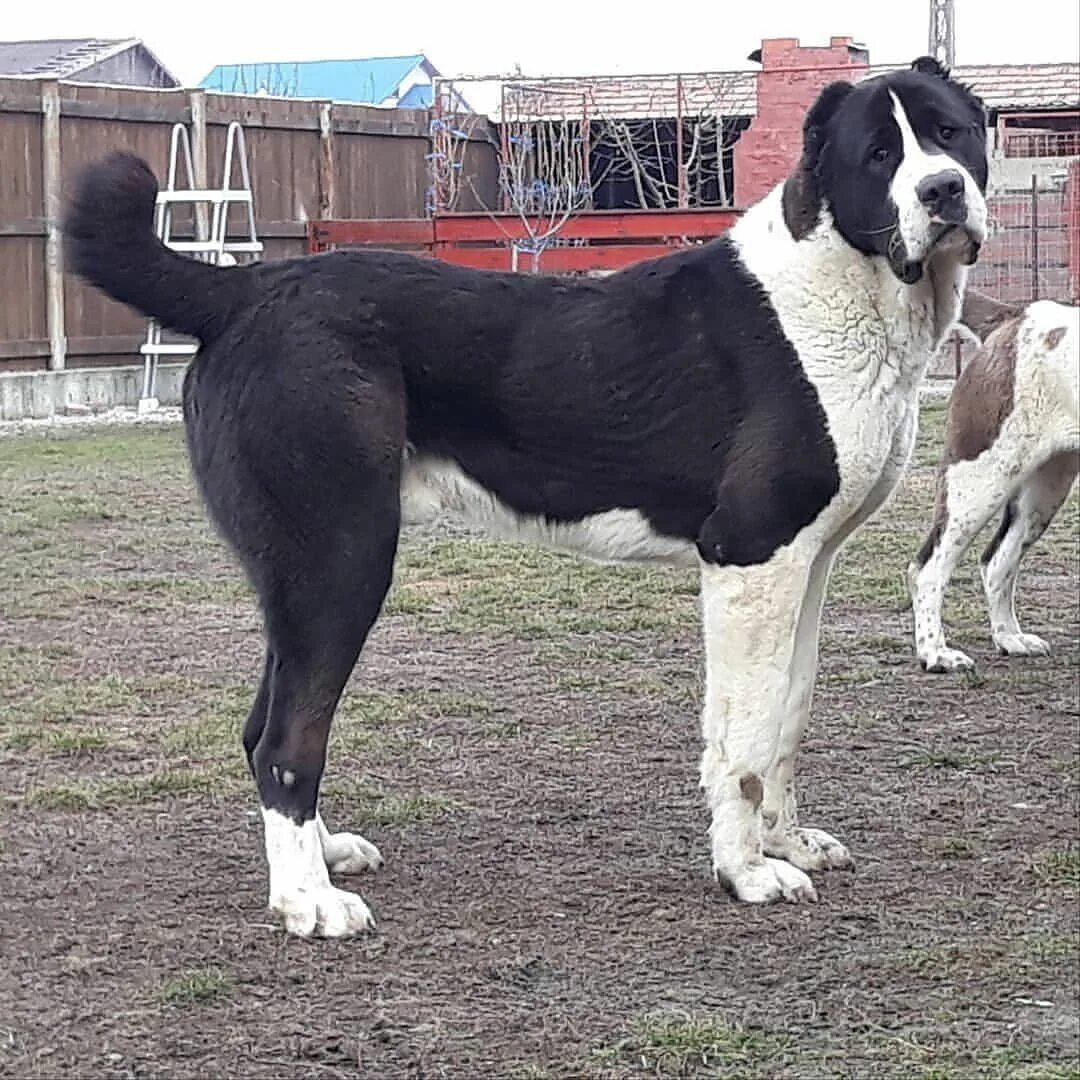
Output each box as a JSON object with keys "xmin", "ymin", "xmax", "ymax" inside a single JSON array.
[{"xmin": 916, "ymin": 170, "xmax": 965, "ymax": 217}]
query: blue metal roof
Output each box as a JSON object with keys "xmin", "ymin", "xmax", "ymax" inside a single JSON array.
[
  {"xmin": 397, "ymin": 83, "xmax": 433, "ymax": 109},
  {"xmin": 199, "ymin": 53, "xmax": 431, "ymax": 104}
]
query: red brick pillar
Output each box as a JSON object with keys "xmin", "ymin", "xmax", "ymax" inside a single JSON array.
[
  {"xmin": 1067, "ymin": 159, "xmax": 1080, "ymax": 303},
  {"xmin": 733, "ymin": 36, "xmax": 870, "ymax": 208}
]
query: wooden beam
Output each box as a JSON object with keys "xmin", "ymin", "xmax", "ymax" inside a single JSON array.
[
  {"xmin": 41, "ymin": 80, "xmax": 66, "ymax": 372},
  {"xmin": 0, "ymin": 219, "xmax": 46, "ymax": 237},
  {"xmin": 0, "ymin": 335, "xmax": 148, "ymax": 361},
  {"xmin": 439, "ymin": 244, "xmax": 682, "ymax": 273}
]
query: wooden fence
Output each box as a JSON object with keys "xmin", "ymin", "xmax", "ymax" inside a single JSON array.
[
  {"xmin": 307, "ymin": 207, "xmax": 743, "ymax": 272},
  {"xmin": 2, "ymin": 77, "xmax": 1076, "ymax": 378},
  {"xmin": 0, "ymin": 77, "xmax": 498, "ymax": 373}
]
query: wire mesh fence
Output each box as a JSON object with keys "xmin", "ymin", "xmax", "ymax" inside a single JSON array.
[{"xmin": 931, "ymin": 164, "xmax": 1079, "ymax": 379}]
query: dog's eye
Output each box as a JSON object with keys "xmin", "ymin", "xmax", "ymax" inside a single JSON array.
[
  {"xmin": 939, "ymin": 125, "xmax": 955, "ymax": 141},
  {"xmin": 871, "ymin": 146, "xmax": 890, "ymax": 163}
]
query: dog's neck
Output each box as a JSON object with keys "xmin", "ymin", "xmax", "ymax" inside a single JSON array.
[
  {"xmin": 731, "ymin": 185, "xmax": 972, "ymax": 384},
  {"xmin": 922, "ymin": 242, "xmax": 972, "ymax": 348}
]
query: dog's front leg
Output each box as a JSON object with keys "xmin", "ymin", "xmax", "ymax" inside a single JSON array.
[
  {"xmin": 760, "ymin": 544, "xmax": 853, "ymax": 872},
  {"xmin": 699, "ymin": 542, "xmax": 819, "ymax": 904}
]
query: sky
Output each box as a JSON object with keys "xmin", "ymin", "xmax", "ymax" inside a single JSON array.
[{"xmin": 3, "ymin": 0, "xmax": 1078, "ymax": 86}]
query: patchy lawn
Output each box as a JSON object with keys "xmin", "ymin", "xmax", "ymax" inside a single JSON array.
[{"xmin": 0, "ymin": 399, "xmax": 1077, "ymax": 1079}]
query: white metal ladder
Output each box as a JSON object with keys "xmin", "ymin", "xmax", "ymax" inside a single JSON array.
[{"xmin": 139, "ymin": 121, "xmax": 263, "ymax": 411}]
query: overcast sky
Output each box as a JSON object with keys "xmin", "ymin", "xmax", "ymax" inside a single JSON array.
[{"xmin": 4, "ymin": 0, "xmax": 1078, "ymax": 85}]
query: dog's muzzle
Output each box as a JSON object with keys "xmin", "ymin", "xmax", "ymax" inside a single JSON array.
[{"xmin": 888, "ymin": 220, "xmax": 984, "ymax": 284}]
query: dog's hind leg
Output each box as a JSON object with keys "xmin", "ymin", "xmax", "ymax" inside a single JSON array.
[
  {"xmin": 980, "ymin": 450, "xmax": 1078, "ymax": 657},
  {"xmin": 699, "ymin": 537, "xmax": 822, "ymax": 905},
  {"xmin": 243, "ymin": 647, "xmax": 382, "ymax": 879},
  {"xmin": 250, "ymin": 514, "xmax": 399, "ymax": 938},
  {"xmin": 188, "ymin": 352, "xmax": 406, "ymax": 937},
  {"xmin": 242, "ymin": 648, "xmax": 274, "ymax": 774}
]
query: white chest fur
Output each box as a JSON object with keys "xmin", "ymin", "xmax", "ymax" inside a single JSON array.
[{"xmin": 730, "ymin": 186, "xmax": 964, "ymax": 529}]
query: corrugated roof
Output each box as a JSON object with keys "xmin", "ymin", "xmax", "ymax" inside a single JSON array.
[
  {"xmin": 199, "ymin": 54, "xmax": 432, "ymax": 104},
  {"xmin": 0, "ymin": 38, "xmax": 140, "ymax": 78},
  {"xmin": 503, "ymin": 62, "xmax": 1079, "ymax": 122}
]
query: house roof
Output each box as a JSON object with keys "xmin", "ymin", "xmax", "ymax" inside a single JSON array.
[
  {"xmin": 0, "ymin": 38, "xmax": 147, "ymax": 78},
  {"xmin": 398, "ymin": 82, "xmax": 433, "ymax": 109},
  {"xmin": 501, "ymin": 61, "xmax": 1079, "ymax": 122},
  {"xmin": 199, "ymin": 53, "xmax": 434, "ymax": 104},
  {"xmin": 939, "ymin": 63, "xmax": 1080, "ymax": 112}
]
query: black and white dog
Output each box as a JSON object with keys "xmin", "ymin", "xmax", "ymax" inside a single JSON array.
[{"xmin": 65, "ymin": 57, "xmax": 988, "ymax": 937}]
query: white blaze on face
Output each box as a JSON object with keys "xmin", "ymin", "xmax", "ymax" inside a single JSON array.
[{"xmin": 887, "ymin": 90, "xmax": 986, "ymax": 263}]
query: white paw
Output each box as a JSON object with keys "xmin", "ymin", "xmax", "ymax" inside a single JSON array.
[
  {"xmin": 321, "ymin": 831, "xmax": 383, "ymax": 875},
  {"xmin": 994, "ymin": 632, "xmax": 1051, "ymax": 658},
  {"xmin": 920, "ymin": 646, "xmax": 976, "ymax": 673},
  {"xmin": 270, "ymin": 885, "xmax": 376, "ymax": 938},
  {"xmin": 764, "ymin": 826, "xmax": 853, "ymax": 872},
  {"xmin": 719, "ymin": 857, "xmax": 819, "ymax": 904}
]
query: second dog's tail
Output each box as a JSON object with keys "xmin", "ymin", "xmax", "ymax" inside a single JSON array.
[{"xmin": 63, "ymin": 151, "xmax": 252, "ymax": 342}]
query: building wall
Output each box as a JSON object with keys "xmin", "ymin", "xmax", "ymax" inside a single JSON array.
[
  {"xmin": 733, "ymin": 37, "xmax": 869, "ymax": 207},
  {"xmin": 990, "ymin": 153, "xmax": 1075, "ymax": 193},
  {"xmin": 80, "ymin": 46, "xmax": 180, "ymax": 90}
]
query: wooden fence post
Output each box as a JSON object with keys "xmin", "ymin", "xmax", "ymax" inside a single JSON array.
[
  {"xmin": 318, "ymin": 101, "xmax": 336, "ymax": 220},
  {"xmin": 189, "ymin": 88, "xmax": 208, "ymax": 239},
  {"xmin": 41, "ymin": 79, "xmax": 66, "ymax": 372}
]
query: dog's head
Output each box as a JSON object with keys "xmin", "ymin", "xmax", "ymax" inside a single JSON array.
[{"xmin": 782, "ymin": 56, "xmax": 989, "ymax": 283}]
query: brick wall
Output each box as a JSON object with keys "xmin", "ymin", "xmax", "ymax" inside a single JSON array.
[{"xmin": 733, "ymin": 37, "xmax": 869, "ymax": 207}]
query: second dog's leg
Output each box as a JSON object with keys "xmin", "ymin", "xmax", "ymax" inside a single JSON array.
[
  {"xmin": 981, "ymin": 450, "xmax": 1079, "ymax": 657},
  {"xmin": 909, "ymin": 454, "xmax": 1012, "ymax": 672}
]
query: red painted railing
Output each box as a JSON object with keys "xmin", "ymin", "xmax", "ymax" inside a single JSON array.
[{"xmin": 306, "ymin": 208, "xmax": 742, "ymax": 273}]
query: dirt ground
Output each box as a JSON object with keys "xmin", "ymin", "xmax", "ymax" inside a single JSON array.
[{"xmin": 0, "ymin": 401, "xmax": 1077, "ymax": 1080}]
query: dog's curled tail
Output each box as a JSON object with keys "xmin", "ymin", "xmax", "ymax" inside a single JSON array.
[{"xmin": 63, "ymin": 151, "xmax": 251, "ymax": 342}]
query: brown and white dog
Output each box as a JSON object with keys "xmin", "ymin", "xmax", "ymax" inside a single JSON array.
[{"xmin": 909, "ymin": 289, "xmax": 1079, "ymax": 672}]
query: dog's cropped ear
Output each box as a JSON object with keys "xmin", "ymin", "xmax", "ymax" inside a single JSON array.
[
  {"xmin": 782, "ymin": 80, "xmax": 854, "ymax": 240},
  {"xmin": 911, "ymin": 55, "xmax": 950, "ymax": 79},
  {"xmin": 912, "ymin": 54, "xmax": 986, "ymax": 123}
]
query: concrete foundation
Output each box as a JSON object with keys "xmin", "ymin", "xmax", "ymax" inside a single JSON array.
[{"xmin": 0, "ymin": 363, "xmax": 188, "ymax": 421}]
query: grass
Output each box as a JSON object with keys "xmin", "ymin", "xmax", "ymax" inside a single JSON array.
[
  {"xmin": 590, "ymin": 1013, "xmax": 792, "ymax": 1076},
  {"xmin": 390, "ymin": 536, "xmax": 701, "ymax": 638},
  {"xmin": 885, "ymin": 933, "xmax": 1079, "ymax": 982},
  {"xmin": 319, "ymin": 783, "xmax": 461, "ymax": 825},
  {"xmin": 0, "ymin": 668, "xmax": 213, "ymax": 730},
  {"xmin": 157, "ymin": 967, "xmax": 234, "ymax": 1007},
  {"xmin": 0, "ymin": 375, "xmax": 1077, "ymax": 1080},
  {"xmin": 925, "ymin": 835, "xmax": 980, "ymax": 859},
  {"xmin": 22, "ymin": 768, "xmax": 237, "ymax": 810},
  {"xmin": 1034, "ymin": 847, "xmax": 1080, "ymax": 891},
  {"xmin": 18, "ymin": 768, "xmax": 459, "ymax": 823},
  {"xmin": 900, "ymin": 747, "xmax": 1001, "ymax": 771},
  {"xmin": 1, "ymin": 726, "xmax": 114, "ymax": 755}
]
